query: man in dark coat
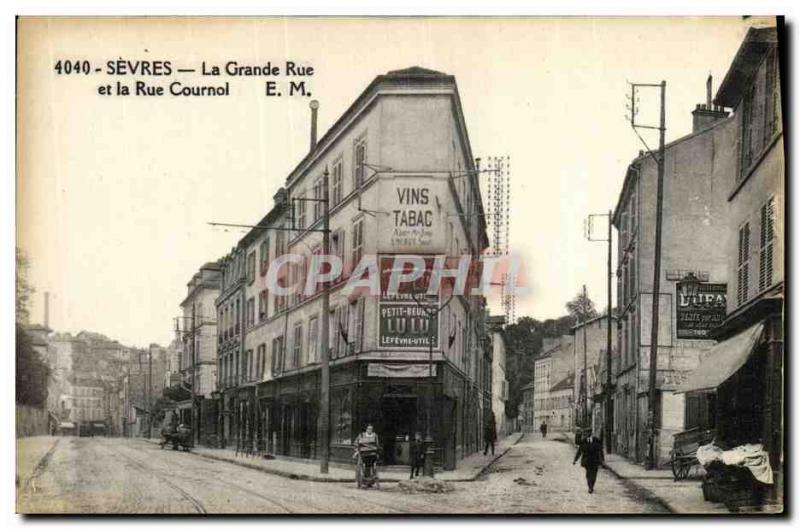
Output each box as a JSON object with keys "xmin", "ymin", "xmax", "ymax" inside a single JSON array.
[
  {"xmin": 540, "ymin": 420, "xmax": 548, "ymax": 439},
  {"xmin": 483, "ymin": 414, "xmax": 498, "ymax": 456},
  {"xmin": 573, "ymin": 430, "xmax": 605, "ymax": 493}
]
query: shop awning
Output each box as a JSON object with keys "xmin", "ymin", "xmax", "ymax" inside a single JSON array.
[{"xmin": 675, "ymin": 322, "xmax": 764, "ymax": 394}]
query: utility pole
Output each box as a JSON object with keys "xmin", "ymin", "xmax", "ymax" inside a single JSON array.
[
  {"xmin": 191, "ymin": 305, "xmax": 197, "ymax": 445},
  {"xmin": 582, "ymin": 284, "xmax": 588, "ymax": 430},
  {"xmin": 147, "ymin": 346, "xmax": 152, "ymax": 439},
  {"xmin": 585, "ymin": 212, "xmax": 614, "ymax": 452},
  {"xmin": 318, "ymin": 165, "xmax": 331, "ymax": 474},
  {"xmin": 628, "ymin": 80, "xmax": 666, "ymax": 470}
]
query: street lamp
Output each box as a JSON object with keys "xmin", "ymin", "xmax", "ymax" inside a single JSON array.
[{"xmin": 679, "ymin": 272, "xmax": 701, "ymax": 299}]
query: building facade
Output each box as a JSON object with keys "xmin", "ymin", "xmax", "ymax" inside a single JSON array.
[
  {"xmin": 533, "ymin": 336, "xmax": 573, "ymax": 428},
  {"xmin": 174, "ymin": 262, "xmax": 222, "ymax": 444},
  {"xmin": 612, "ymin": 72, "xmax": 737, "ymax": 464},
  {"xmin": 571, "ymin": 316, "xmax": 617, "ymax": 436},
  {"xmin": 677, "ymin": 26, "xmax": 784, "ymax": 501},
  {"xmin": 215, "ymin": 67, "xmax": 492, "ymax": 469},
  {"xmin": 488, "ymin": 315, "xmax": 510, "ymax": 437}
]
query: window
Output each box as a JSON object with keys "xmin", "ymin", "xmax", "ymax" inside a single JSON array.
[
  {"xmin": 235, "ymin": 299, "xmax": 240, "ymax": 335},
  {"xmin": 737, "ymin": 222, "xmax": 751, "ymax": 306},
  {"xmin": 247, "ymin": 251, "xmax": 256, "ymax": 284},
  {"xmin": 295, "ymin": 190, "xmax": 307, "ymax": 230},
  {"xmin": 258, "ymin": 343, "xmax": 266, "ymax": 379},
  {"xmin": 740, "ymin": 49, "xmax": 781, "ymax": 180},
  {"xmin": 313, "ymin": 176, "xmax": 324, "ymax": 221},
  {"xmin": 332, "ymin": 229, "xmax": 346, "ymax": 274},
  {"xmin": 354, "ymin": 138, "xmax": 367, "ymax": 188},
  {"xmin": 308, "ymin": 315, "xmax": 320, "ymax": 364},
  {"xmin": 759, "ymin": 197, "xmax": 776, "ymax": 292},
  {"xmin": 245, "ymin": 349, "xmax": 253, "ymax": 381},
  {"xmin": 271, "ymin": 335, "xmax": 284, "ymax": 376},
  {"xmin": 259, "ymin": 238, "xmax": 270, "ymax": 276},
  {"xmin": 292, "ymin": 322, "xmax": 303, "ymax": 369},
  {"xmin": 246, "ymin": 297, "xmax": 255, "ymax": 328},
  {"xmin": 351, "ymin": 298, "xmax": 365, "ymax": 354},
  {"xmin": 351, "ymin": 219, "xmax": 364, "ymax": 267},
  {"xmin": 332, "ymin": 159, "xmax": 343, "ymax": 205},
  {"xmin": 258, "ymin": 289, "xmax": 268, "ymax": 322}
]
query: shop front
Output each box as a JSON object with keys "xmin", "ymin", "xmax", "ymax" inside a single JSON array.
[
  {"xmin": 253, "ymin": 358, "xmax": 482, "ymax": 470},
  {"xmin": 677, "ymin": 294, "xmax": 783, "ymax": 506}
]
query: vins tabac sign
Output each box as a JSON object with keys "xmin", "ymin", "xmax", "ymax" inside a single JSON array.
[{"xmin": 675, "ymin": 282, "xmax": 727, "ymax": 339}]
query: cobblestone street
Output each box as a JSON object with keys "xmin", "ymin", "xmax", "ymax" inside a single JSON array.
[{"xmin": 17, "ymin": 435, "xmax": 667, "ymax": 514}]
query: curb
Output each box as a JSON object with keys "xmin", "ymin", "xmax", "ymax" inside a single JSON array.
[
  {"xmin": 140, "ymin": 433, "xmax": 524, "ymax": 484},
  {"xmin": 600, "ymin": 461, "xmax": 677, "ymax": 514}
]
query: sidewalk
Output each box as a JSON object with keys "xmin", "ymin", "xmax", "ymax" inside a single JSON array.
[
  {"xmin": 143, "ymin": 432, "xmax": 524, "ymax": 483},
  {"xmin": 601, "ymin": 453, "xmax": 729, "ymax": 514},
  {"xmin": 551, "ymin": 432, "xmax": 728, "ymax": 513}
]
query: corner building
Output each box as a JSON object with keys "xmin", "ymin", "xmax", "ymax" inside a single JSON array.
[{"xmin": 218, "ymin": 67, "xmax": 492, "ymax": 469}]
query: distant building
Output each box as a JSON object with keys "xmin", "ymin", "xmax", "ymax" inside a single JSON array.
[
  {"xmin": 177, "ymin": 262, "xmax": 222, "ymax": 445},
  {"xmin": 548, "ymin": 373, "xmax": 575, "ymax": 431},
  {"xmin": 570, "ymin": 316, "xmax": 617, "ymax": 435},
  {"xmin": 533, "ymin": 335, "xmax": 573, "ymax": 428}
]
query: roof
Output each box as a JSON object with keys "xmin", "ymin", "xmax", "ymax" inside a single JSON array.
[
  {"xmin": 715, "ymin": 26, "xmax": 778, "ymax": 108},
  {"xmin": 550, "ymin": 373, "xmax": 575, "ymax": 392}
]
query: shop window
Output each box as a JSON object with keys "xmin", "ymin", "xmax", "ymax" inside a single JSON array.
[{"xmin": 331, "ymin": 387, "xmax": 353, "ymax": 444}]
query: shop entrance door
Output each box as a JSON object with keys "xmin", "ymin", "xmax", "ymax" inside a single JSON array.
[{"xmin": 380, "ymin": 396, "xmax": 418, "ymax": 465}]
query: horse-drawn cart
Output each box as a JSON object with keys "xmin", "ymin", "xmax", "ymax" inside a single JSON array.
[{"xmin": 670, "ymin": 427, "xmax": 715, "ymax": 480}]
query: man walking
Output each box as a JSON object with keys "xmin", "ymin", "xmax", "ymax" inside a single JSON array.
[
  {"xmin": 539, "ymin": 420, "xmax": 548, "ymax": 439},
  {"xmin": 573, "ymin": 429, "xmax": 605, "ymax": 493},
  {"xmin": 483, "ymin": 413, "xmax": 497, "ymax": 456}
]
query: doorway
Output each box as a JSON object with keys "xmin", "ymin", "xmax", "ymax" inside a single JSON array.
[{"xmin": 380, "ymin": 396, "xmax": 418, "ymax": 465}]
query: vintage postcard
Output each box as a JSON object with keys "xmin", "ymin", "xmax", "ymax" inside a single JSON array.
[{"xmin": 15, "ymin": 16, "xmax": 785, "ymax": 514}]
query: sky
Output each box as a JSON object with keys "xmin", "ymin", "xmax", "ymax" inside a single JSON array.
[{"xmin": 16, "ymin": 16, "xmax": 776, "ymax": 347}]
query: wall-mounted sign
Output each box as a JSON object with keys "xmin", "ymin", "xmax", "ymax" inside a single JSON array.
[
  {"xmin": 378, "ymin": 303, "xmax": 439, "ymax": 349},
  {"xmin": 367, "ymin": 363, "xmax": 437, "ymax": 378},
  {"xmin": 676, "ymin": 282, "xmax": 727, "ymax": 339},
  {"xmin": 377, "ymin": 176, "xmax": 447, "ymax": 253}
]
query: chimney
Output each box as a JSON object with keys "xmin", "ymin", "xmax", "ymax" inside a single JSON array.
[
  {"xmin": 44, "ymin": 291, "xmax": 50, "ymax": 329},
  {"xmin": 273, "ymin": 187, "xmax": 288, "ymax": 207},
  {"xmin": 691, "ymin": 75, "xmax": 729, "ymax": 133},
  {"xmin": 309, "ymin": 100, "xmax": 319, "ymax": 152}
]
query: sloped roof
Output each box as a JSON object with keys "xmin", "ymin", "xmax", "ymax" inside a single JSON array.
[{"xmin": 551, "ymin": 373, "xmax": 575, "ymax": 392}]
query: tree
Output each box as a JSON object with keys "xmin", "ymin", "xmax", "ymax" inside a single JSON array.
[
  {"xmin": 566, "ymin": 287, "xmax": 598, "ymax": 323},
  {"xmin": 16, "ymin": 325, "xmax": 50, "ymax": 407},
  {"xmin": 16, "ymin": 247, "xmax": 34, "ymax": 325}
]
